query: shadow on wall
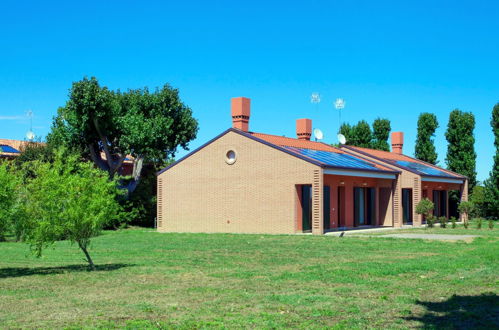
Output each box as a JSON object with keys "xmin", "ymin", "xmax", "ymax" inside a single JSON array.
[
  {"xmin": 0, "ymin": 263, "xmax": 133, "ymax": 279},
  {"xmin": 405, "ymin": 293, "xmax": 499, "ymax": 329}
]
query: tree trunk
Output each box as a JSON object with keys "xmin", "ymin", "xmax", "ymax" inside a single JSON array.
[
  {"xmin": 126, "ymin": 156, "xmax": 144, "ymax": 194},
  {"xmin": 78, "ymin": 241, "xmax": 95, "ymax": 271}
]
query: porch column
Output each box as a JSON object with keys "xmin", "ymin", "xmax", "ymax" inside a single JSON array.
[
  {"xmin": 331, "ymin": 184, "xmax": 339, "ymax": 228},
  {"xmin": 393, "ymin": 175, "xmax": 402, "ymax": 227},
  {"xmin": 312, "ymin": 169, "xmax": 324, "ymax": 235},
  {"xmin": 345, "ymin": 182, "xmax": 354, "ymax": 227},
  {"xmin": 459, "ymin": 180, "xmax": 469, "ymax": 222},
  {"xmin": 413, "ymin": 177, "xmax": 422, "ymax": 226},
  {"xmin": 375, "ymin": 187, "xmax": 380, "ymax": 226}
]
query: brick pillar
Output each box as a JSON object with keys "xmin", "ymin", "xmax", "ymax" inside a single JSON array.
[
  {"xmin": 413, "ymin": 177, "xmax": 422, "ymax": 226},
  {"xmin": 345, "ymin": 183, "xmax": 354, "ymax": 228},
  {"xmin": 312, "ymin": 169, "xmax": 324, "ymax": 235},
  {"xmin": 393, "ymin": 176, "xmax": 402, "ymax": 227},
  {"xmin": 460, "ymin": 180, "xmax": 469, "ymax": 221}
]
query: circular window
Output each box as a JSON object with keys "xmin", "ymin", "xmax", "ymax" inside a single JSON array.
[{"xmin": 225, "ymin": 150, "xmax": 237, "ymax": 165}]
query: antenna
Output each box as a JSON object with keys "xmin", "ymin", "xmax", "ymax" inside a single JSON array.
[
  {"xmin": 313, "ymin": 128, "xmax": 323, "ymax": 141},
  {"xmin": 337, "ymin": 133, "xmax": 346, "ymax": 145},
  {"xmin": 26, "ymin": 109, "xmax": 35, "ymax": 141},
  {"xmin": 335, "ymin": 98, "xmax": 346, "ymax": 133}
]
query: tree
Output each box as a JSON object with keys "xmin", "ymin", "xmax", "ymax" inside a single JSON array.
[
  {"xmin": 445, "ymin": 109, "xmax": 477, "ymax": 192},
  {"xmin": 352, "ymin": 120, "xmax": 372, "ymax": 148},
  {"xmin": 484, "ymin": 103, "xmax": 499, "ymax": 218},
  {"xmin": 0, "ymin": 163, "xmax": 19, "ymax": 241},
  {"xmin": 339, "ymin": 123, "xmax": 353, "ymax": 145},
  {"xmin": 21, "ymin": 150, "xmax": 123, "ymax": 270},
  {"xmin": 415, "ymin": 113, "xmax": 439, "ymax": 164},
  {"xmin": 458, "ymin": 201, "xmax": 474, "ymax": 226},
  {"xmin": 47, "ymin": 77, "xmax": 198, "ymax": 194},
  {"xmin": 372, "ymin": 118, "xmax": 391, "ymax": 151}
]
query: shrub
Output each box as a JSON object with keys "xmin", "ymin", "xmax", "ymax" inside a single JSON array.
[
  {"xmin": 450, "ymin": 217, "xmax": 457, "ymax": 228},
  {"xmin": 439, "ymin": 216, "xmax": 447, "ymax": 228},
  {"xmin": 416, "ymin": 198, "xmax": 434, "ymax": 226},
  {"xmin": 0, "ymin": 162, "xmax": 20, "ymax": 240},
  {"xmin": 427, "ymin": 215, "xmax": 435, "ymax": 228},
  {"xmin": 489, "ymin": 219, "xmax": 494, "ymax": 230},
  {"xmin": 458, "ymin": 201, "xmax": 474, "ymax": 229},
  {"xmin": 464, "ymin": 220, "xmax": 469, "ymax": 229},
  {"xmin": 21, "ymin": 150, "xmax": 125, "ymax": 269},
  {"xmin": 476, "ymin": 218, "xmax": 482, "ymax": 229}
]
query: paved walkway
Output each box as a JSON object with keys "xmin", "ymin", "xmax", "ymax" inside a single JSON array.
[{"xmin": 379, "ymin": 233, "xmax": 479, "ymax": 241}]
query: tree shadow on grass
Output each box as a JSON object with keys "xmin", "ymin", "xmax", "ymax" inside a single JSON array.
[
  {"xmin": 405, "ymin": 293, "xmax": 499, "ymax": 329},
  {"xmin": 0, "ymin": 263, "xmax": 133, "ymax": 278}
]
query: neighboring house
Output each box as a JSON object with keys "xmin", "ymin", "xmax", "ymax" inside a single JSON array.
[
  {"xmin": 0, "ymin": 138, "xmax": 134, "ymax": 175},
  {"xmin": 156, "ymin": 97, "xmax": 468, "ymax": 235},
  {"xmin": 0, "ymin": 139, "xmax": 26, "ymax": 159}
]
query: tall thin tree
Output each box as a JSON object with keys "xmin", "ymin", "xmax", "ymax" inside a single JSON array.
[
  {"xmin": 484, "ymin": 103, "xmax": 499, "ymax": 217},
  {"xmin": 415, "ymin": 113, "xmax": 439, "ymax": 164},
  {"xmin": 445, "ymin": 109, "xmax": 477, "ymax": 192}
]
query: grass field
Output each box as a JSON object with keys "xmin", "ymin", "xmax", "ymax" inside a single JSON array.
[{"xmin": 0, "ymin": 224, "xmax": 498, "ymax": 329}]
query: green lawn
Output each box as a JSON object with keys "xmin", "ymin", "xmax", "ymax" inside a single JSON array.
[{"xmin": 0, "ymin": 226, "xmax": 498, "ymax": 329}]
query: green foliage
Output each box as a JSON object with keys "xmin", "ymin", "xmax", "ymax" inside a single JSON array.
[
  {"xmin": 0, "ymin": 163, "xmax": 20, "ymax": 240},
  {"xmin": 352, "ymin": 120, "xmax": 372, "ymax": 148},
  {"xmin": 476, "ymin": 218, "xmax": 482, "ymax": 229},
  {"xmin": 438, "ymin": 216, "xmax": 447, "ymax": 228},
  {"xmin": 489, "ymin": 219, "xmax": 494, "ymax": 230},
  {"xmin": 20, "ymin": 150, "xmax": 124, "ymax": 269},
  {"xmin": 47, "ymin": 77, "xmax": 198, "ymax": 194},
  {"xmin": 458, "ymin": 201, "xmax": 474, "ymax": 228},
  {"xmin": 426, "ymin": 216, "xmax": 435, "ymax": 228},
  {"xmin": 372, "ymin": 118, "xmax": 391, "ymax": 151},
  {"xmin": 469, "ymin": 185, "xmax": 485, "ymax": 218},
  {"xmin": 416, "ymin": 198, "xmax": 434, "ymax": 218},
  {"xmin": 14, "ymin": 141, "xmax": 53, "ymax": 165},
  {"xmin": 463, "ymin": 220, "xmax": 469, "ymax": 229},
  {"xmin": 484, "ymin": 103, "xmax": 499, "ymax": 218},
  {"xmin": 415, "ymin": 113, "xmax": 439, "ymax": 164},
  {"xmin": 339, "ymin": 123, "xmax": 353, "ymax": 145},
  {"xmin": 445, "ymin": 109, "xmax": 477, "ymax": 192},
  {"xmin": 450, "ymin": 216, "xmax": 457, "ymax": 228}
]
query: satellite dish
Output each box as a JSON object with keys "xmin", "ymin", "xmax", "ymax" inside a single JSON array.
[
  {"xmin": 337, "ymin": 133, "xmax": 346, "ymax": 145},
  {"xmin": 313, "ymin": 128, "xmax": 323, "ymax": 141},
  {"xmin": 26, "ymin": 131, "xmax": 35, "ymax": 141}
]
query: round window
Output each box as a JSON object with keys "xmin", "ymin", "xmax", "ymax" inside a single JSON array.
[{"xmin": 225, "ymin": 150, "xmax": 237, "ymax": 165}]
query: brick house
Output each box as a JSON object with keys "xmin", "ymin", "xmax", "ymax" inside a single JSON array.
[{"xmin": 156, "ymin": 97, "xmax": 468, "ymax": 235}]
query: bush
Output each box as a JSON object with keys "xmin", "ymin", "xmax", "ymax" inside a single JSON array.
[
  {"xmin": 0, "ymin": 162, "xmax": 20, "ymax": 240},
  {"xmin": 21, "ymin": 150, "xmax": 125, "ymax": 269},
  {"xmin": 426, "ymin": 216, "xmax": 435, "ymax": 228},
  {"xmin": 438, "ymin": 216, "xmax": 447, "ymax": 228},
  {"xmin": 476, "ymin": 218, "xmax": 482, "ymax": 229},
  {"xmin": 489, "ymin": 220, "xmax": 494, "ymax": 230},
  {"xmin": 464, "ymin": 220, "xmax": 469, "ymax": 229},
  {"xmin": 458, "ymin": 201, "xmax": 474, "ymax": 229},
  {"xmin": 450, "ymin": 217, "xmax": 457, "ymax": 228},
  {"xmin": 416, "ymin": 198, "xmax": 434, "ymax": 225}
]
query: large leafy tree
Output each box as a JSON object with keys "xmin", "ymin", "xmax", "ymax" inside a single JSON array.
[
  {"xmin": 21, "ymin": 150, "xmax": 123, "ymax": 270},
  {"xmin": 415, "ymin": 113, "xmax": 439, "ymax": 164},
  {"xmin": 47, "ymin": 77, "xmax": 198, "ymax": 193},
  {"xmin": 352, "ymin": 120, "xmax": 372, "ymax": 148},
  {"xmin": 339, "ymin": 123, "xmax": 353, "ymax": 145},
  {"xmin": 484, "ymin": 103, "xmax": 499, "ymax": 217},
  {"xmin": 445, "ymin": 109, "xmax": 477, "ymax": 192},
  {"xmin": 372, "ymin": 118, "xmax": 391, "ymax": 151},
  {"xmin": 0, "ymin": 163, "xmax": 20, "ymax": 241}
]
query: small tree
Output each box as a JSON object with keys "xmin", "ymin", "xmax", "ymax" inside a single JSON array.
[
  {"xmin": 416, "ymin": 198, "xmax": 434, "ymax": 226},
  {"xmin": 339, "ymin": 123, "xmax": 354, "ymax": 145},
  {"xmin": 484, "ymin": 103, "xmax": 499, "ymax": 218},
  {"xmin": 21, "ymin": 150, "xmax": 123, "ymax": 270},
  {"xmin": 458, "ymin": 201, "xmax": 474, "ymax": 228},
  {"xmin": 415, "ymin": 113, "xmax": 439, "ymax": 165},
  {"xmin": 0, "ymin": 163, "xmax": 20, "ymax": 241},
  {"xmin": 352, "ymin": 120, "xmax": 372, "ymax": 148}
]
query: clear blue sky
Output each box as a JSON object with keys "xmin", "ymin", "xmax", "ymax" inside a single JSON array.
[{"xmin": 0, "ymin": 0, "xmax": 498, "ymax": 181}]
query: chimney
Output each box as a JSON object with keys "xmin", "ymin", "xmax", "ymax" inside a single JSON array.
[
  {"xmin": 231, "ymin": 97, "xmax": 251, "ymax": 132},
  {"xmin": 391, "ymin": 132, "xmax": 404, "ymax": 154},
  {"xmin": 296, "ymin": 118, "xmax": 312, "ymax": 140}
]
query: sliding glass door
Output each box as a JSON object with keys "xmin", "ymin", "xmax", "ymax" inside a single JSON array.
[{"xmin": 354, "ymin": 187, "xmax": 376, "ymax": 226}]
